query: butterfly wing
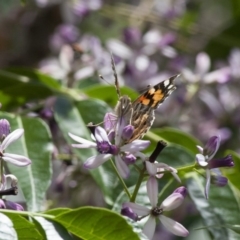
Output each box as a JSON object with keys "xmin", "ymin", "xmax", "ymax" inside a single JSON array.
[{"xmin": 127, "ymin": 75, "xmax": 178, "ymax": 142}]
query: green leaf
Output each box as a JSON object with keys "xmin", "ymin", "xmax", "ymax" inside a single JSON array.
[
  {"xmin": 0, "ymin": 69, "xmax": 62, "ymax": 110},
  {"xmin": 2, "ymin": 212, "xmax": 43, "ymax": 240},
  {"xmin": 44, "ymin": 208, "xmax": 71, "ymax": 217},
  {"xmin": 54, "ymin": 97, "xmax": 114, "ymax": 204},
  {"xmin": 187, "ymin": 173, "xmax": 240, "ymax": 239},
  {"xmin": 223, "ymin": 150, "xmax": 240, "ymax": 192},
  {"xmin": 0, "ymin": 112, "xmax": 53, "ymax": 212},
  {"xmin": 83, "ymin": 85, "xmax": 138, "ymax": 107},
  {"xmin": 55, "ymin": 207, "xmax": 140, "ymax": 240},
  {"xmin": 147, "ymin": 127, "xmax": 201, "ymax": 154},
  {"xmin": 75, "ymin": 99, "xmax": 112, "ymax": 124},
  {"xmin": 0, "ymin": 213, "xmax": 17, "ymax": 240},
  {"xmin": 34, "ymin": 217, "xmax": 74, "ymax": 240}
]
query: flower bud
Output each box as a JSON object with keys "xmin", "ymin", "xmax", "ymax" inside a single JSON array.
[
  {"xmin": 211, "ymin": 175, "xmax": 228, "ymax": 187},
  {"xmin": 0, "ymin": 119, "xmax": 10, "ymax": 141},
  {"xmin": 121, "ymin": 207, "xmax": 138, "ymax": 221},
  {"xmin": 121, "ymin": 125, "xmax": 134, "ymax": 141},
  {"xmin": 0, "ymin": 199, "xmax": 6, "ymax": 209},
  {"xmin": 4, "ymin": 200, "xmax": 24, "ymax": 211},
  {"xmin": 208, "ymin": 155, "xmax": 234, "ymax": 169},
  {"xmin": 123, "ymin": 154, "xmax": 136, "ymax": 165},
  {"xmin": 203, "ymin": 136, "xmax": 220, "ymax": 159}
]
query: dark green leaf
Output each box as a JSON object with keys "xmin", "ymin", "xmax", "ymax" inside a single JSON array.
[
  {"xmin": 147, "ymin": 127, "xmax": 201, "ymax": 154},
  {"xmin": 187, "ymin": 174, "xmax": 240, "ymax": 239},
  {"xmin": 0, "ymin": 69, "xmax": 62, "ymax": 110}
]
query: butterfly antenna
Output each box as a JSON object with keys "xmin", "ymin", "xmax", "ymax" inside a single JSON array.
[{"xmin": 111, "ymin": 53, "xmax": 121, "ymax": 98}]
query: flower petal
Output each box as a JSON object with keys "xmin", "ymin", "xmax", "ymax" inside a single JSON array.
[
  {"xmin": 1, "ymin": 129, "xmax": 24, "ymax": 151},
  {"xmin": 160, "ymin": 193, "xmax": 184, "ymax": 211},
  {"xmin": 159, "ymin": 215, "xmax": 189, "ymax": 237},
  {"xmin": 147, "ymin": 176, "xmax": 158, "ymax": 207},
  {"xmin": 121, "ymin": 140, "xmax": 150, "ymax": 152},
  {"xmin": 123, "ymin": 202, "xmax": 150, "ymax": 216},
  {"xmin": 83, "ymin": 154, "xmax": 112, "ymax": 169},
  {"xmin": 115, "ymin": 155, "xmax": 129, "ymax": 179},
  {"xmin": 71, "ymin": 143, "xmax": 96, "ymax": 148},
  {"xmin": 143, "ymin": 216, "xmax": 156, "ymax": 240},
  {"xmin": 196, "ymin": 145, "xmax": 203, "ymax": 154},
  {"xmin": 68, "ymin": 133, "xmax": 96, "ymax": 146},
  {"xmin": 205, "ymin": 169, "xmax": 211, "ymax": 199},
  {"xmin": 2, "ymin": 153, "xmax": 31, "ymax": 166},
  {"xmin": 104, "ymin": 113, "xmax": 116, "ymax": 132},
  {"xmin": 196, "ymin": 154, "xmax": 208, "ymax": 167},
  {"xmin": 95, "ymin": 127, "xmax": 109, "ymax": 142},
  {"xmin": 146, "ymin": 161, "xmax": 157, "ymax": 176},
  {"xmin": 0, "ymin": 174, "xmax": 6, "ymax": 191},
  {"xmin": 195, "ymin": 52, "xmax": 210, "ymax": 76}
]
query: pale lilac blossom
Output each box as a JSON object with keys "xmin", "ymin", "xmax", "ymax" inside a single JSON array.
[
  {"xmin": 122, "ymin": 180, "xmax": 189, "ymax": 239},
  {"xmin": 0, "ymin": 129, "xmax": 31, "ymax": 167},
  {"xmin": 69, "ymin": 125, "xmax": 150, "ymax": 178},
  {"xmin": 182, "ymin": 52, "xmax": 231, "ymax": 84}
]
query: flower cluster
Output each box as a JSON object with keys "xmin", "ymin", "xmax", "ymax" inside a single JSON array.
[
  {"xmin": 69, "ymin": 110, "xmax": 191, "ymax": 238},
  {"xmin": 0, "ymin": 119, "xmax": 32, "ymax": 211},
  {"xmin": 122, "ymin": 182, "xmax": 189, "ymax": 239},
  {"xmin": 69, "ymin": 114, "xmax": 150, "ymax": 178}
]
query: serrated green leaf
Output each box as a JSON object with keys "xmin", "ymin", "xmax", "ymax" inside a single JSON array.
[
  {"xmin": 0, "ymin": 112, "xmax": 53, "ymax": 212},
  {"xmin": 0, "ymin": 213, "xmax": 17, "ymax": 240},
  {"xmin": 55, "ymin": 207, "xmax": 140, "ymax": 240},
  {"xmin": 187, "ymin": 173, "xmax": 240, "ymax": 239},
  {"xmin": 2, "ymin": 212, "xmax": 43, "ymax": 240}
]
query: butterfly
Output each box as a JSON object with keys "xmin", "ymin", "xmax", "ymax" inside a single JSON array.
[{"xmin": 108, "ymin": 55, "xmax": 179, "ymax": 144}]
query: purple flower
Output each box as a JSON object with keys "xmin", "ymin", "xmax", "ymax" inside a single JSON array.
[
  {"xmin": 122, "ymin": 179, "xmax": 189, "ymax": 239},
  {"xmin": 50, "ymin": 24, "xmax": 80, "ymax": 51},
  {"xmin": 69, "ymin": 126, "xmax": 150, "ymax": 178},
  {"xmin": 182, "ymin": 52, "xmax": 231, "ymax": 84},
  {"xmin": 196, "ymin": 136, "xmax": 234, "ymax": 199},
  {"xmin": 0, "ymin": 129, "xmax": 31, "ymax": 166}
]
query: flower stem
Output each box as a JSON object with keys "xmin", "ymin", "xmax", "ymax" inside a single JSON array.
[
  {"xmin": 177, "ymin": 163, "xmax": 197, "ymax": 173},
  {"xmin": 0, "ymin": 209, "xmax": 54, "ymax": 219},
  {"xmin": 130, "ymin": 166, "xmax": 146, "ymax": 202},
  {"xmin": 0, "ymin": 160, "xmax": 3, "ymax": 191},
  {"xmin": 110, "ymin": 159, "xmax": 131, "ymax": 199}
]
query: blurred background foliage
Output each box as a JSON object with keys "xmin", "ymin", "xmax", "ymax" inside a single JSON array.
[{"xmin": 0, "ymin": 0, "xmax": 240, "ymax": 239}]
